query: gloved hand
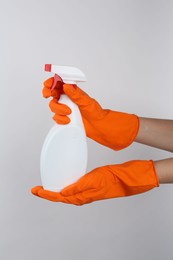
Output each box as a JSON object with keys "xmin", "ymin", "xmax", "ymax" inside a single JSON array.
[
  {"xmin": 31, "ymin": 160, "xmax": 159, "ymax": 205},
  {"xmin": 43, "ymin": 78, "xmax": 139, "ymax": 150}
]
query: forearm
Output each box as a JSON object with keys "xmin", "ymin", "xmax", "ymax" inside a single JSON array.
[
  {"xmin": 154, "ymin": 158, "xmax": 173, "ymax": 183},
  {"xmin": 135, "ymin": 117, "xmax": 173, "ymax": 152}
]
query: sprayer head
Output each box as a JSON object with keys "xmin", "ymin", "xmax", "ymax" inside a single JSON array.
[{"xmin": 45, "ymin": 64, "xmax": 86, "ymax": 84}]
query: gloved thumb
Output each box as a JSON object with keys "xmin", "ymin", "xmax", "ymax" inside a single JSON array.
[{"xmin": 63, "ymin": 84, "xmax": 93, "ymax": 109}]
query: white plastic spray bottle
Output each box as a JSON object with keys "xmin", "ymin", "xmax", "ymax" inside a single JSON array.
[{"xmin": 40, "ymin": 64, "xmax": 87, "ymax": 192}]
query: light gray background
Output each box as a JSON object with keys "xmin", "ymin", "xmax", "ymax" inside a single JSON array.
[{"xmin": 0, "ymin": 0, "xmax": 173, "ymax": 259}]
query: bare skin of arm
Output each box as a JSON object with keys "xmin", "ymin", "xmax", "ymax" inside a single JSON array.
[
  {"xmin": 154, "ymin": 158, "xmax": 173, "ymax": 184},
  {"xmin": 135, "ymin": 117, "xmax": 173, "ymax": 152},
  {"xmin": 135, "ymin": 117, "xmax": 173, "ymax": 184}
]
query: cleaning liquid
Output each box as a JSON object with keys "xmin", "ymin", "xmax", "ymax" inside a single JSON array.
[{"xmin": 40, "ymin": 64, "xmax": 87, "ymax": 192}]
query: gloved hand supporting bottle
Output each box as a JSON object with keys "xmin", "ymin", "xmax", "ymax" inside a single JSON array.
[{"xmin": 32, "ymin": 160, "xmax": 159, "ymax": 205}]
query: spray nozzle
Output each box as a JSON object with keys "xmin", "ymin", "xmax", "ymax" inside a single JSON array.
[{"xmin": 45, "ymin": 64, "xmax": 86, "ymax": 91}]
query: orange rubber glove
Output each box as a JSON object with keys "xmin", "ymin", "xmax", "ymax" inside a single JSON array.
[
  {"xmin": 43, "ymin": 78, "xmax": 139, "ymax": 151},
  {"xmin": 31, "ymin": 160, "xmax": 159, "ymax": 206}
]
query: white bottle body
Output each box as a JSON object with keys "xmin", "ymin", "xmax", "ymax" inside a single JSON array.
[{"xmin": 40, "ymin": 95, "xmax": 87, "ymax": 192}]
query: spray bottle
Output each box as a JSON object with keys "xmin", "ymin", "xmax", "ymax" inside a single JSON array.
[{"xmin": 40, "ymin": 64, "xmax": 87, "ymax": 192}]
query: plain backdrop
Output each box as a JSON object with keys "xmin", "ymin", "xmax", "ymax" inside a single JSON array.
[{"xmin": 0, "ymin": 0, "xmax": 173, "ymax": 259}]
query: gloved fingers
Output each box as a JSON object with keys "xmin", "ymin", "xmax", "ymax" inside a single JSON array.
[
  {"xmin": 53, "ymin": 114, "xmax": 70, "ymax": 124},
  {"xmin": 49, "ymin": 98, "xmax": 72, "ymax": 115},
  {"xmin": 61, "ymin": 172, "xmax": 94, "ymax": 196},
  {"xmin": 31, "ymin": 186, "xmax": 69, "ymax": 203},
  {"xmin": 42, "ymin": 87, "xmax": 52, "ymax": 98},
  {"xmin": 31, "ymin": 186, "xmax": 44, "ymax": 196},
  {"xmin": 37, "ymin": 189, "xmax": 67, "ymax": 202},
  {"xmin": 63, "ymin": 84, "xmax": 99, "ymax": 110},
  {"xmin": 62, "ymin": 187, "xmax": 102, "ymax": 205},
  {"xmin": 34, "ymin": 188, "xmax": 86, "ymax": 205},
  {"xmin": 42, "ymin": 77, "xmax": 54, "ymax": 98},
  {"xmin": 34, "ymin": 188, "xmax": 90, "ymax": 205},
  {"xmin": 51, "ymin": 88, "xmax": 61, "ymax": 99},
  {"xmin": 60, "ymin": 192, "xmax": 93, "ymax": 206},
  {"xmin": 43, "ymin": 77, "xmax": 63, "ymax": 98},
  {"xmin": 32, "ymin": 185, "xmax": 106, "ymax": 205}
]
